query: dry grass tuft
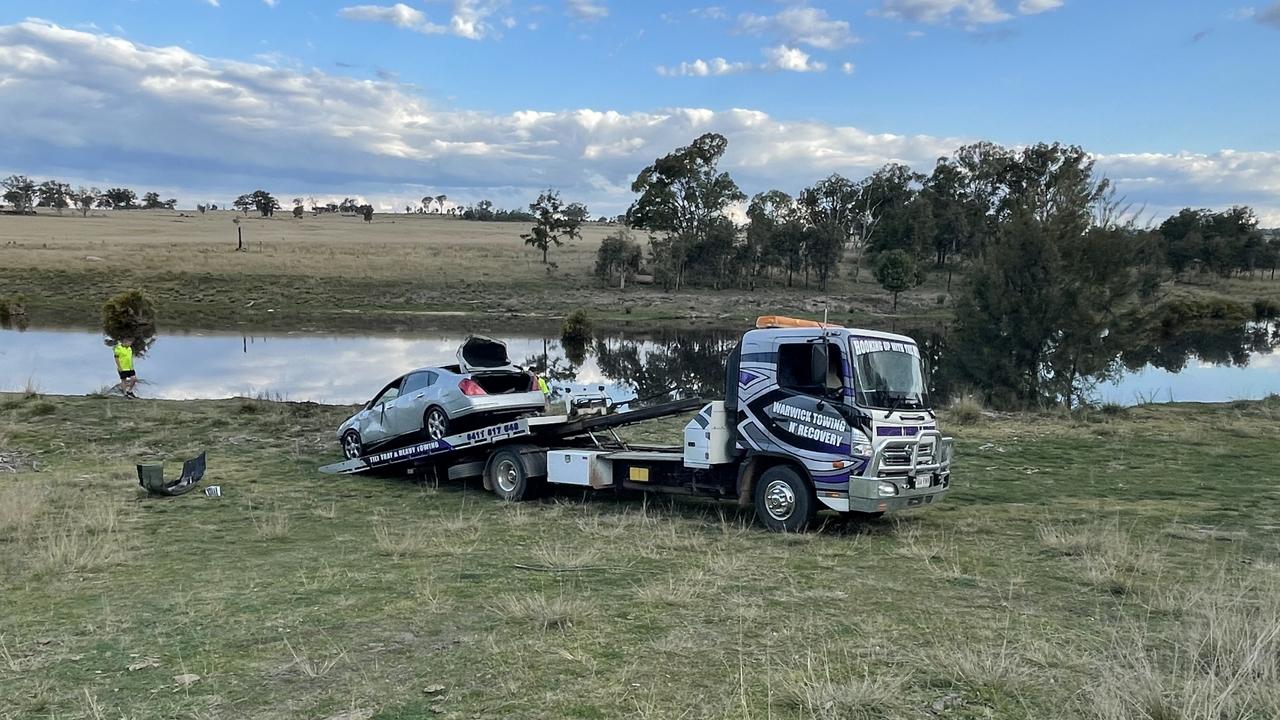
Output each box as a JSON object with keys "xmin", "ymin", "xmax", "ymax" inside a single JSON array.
[
  {"xmin": 372, "ymin": 518, "xmax": 427, "ymax": 557},
  {"xmin": 33, "ymin": 524, "xmax": 125, "ymax": 575},
  {"xmin": 490, "ymin": 593, "xmax": 591, "ymax": 632},
  {"xmin": 283, "ymin": 638, "xmax": 347, "ymax": 678},
  {"xmin": 780, "ymin": 650, "xmax": 909, "ymax": 720},
  {"xmin": 1040, "ymin": 519, "xmax": 1158, "ymax": 595},
  {"xmin": 0, "ymin": 483, "xmax": 47, "ymax": 536},
  {"xmin": 252, "ymin": 506, "xmax": 290, "ymax": 540},
  {"xmin": 946, "ymin": 392, "xmax": 986, "ymax": 426},
  {"xmin": 634, "ymin": 575, "xmax": 704, "ymax": 606},
  {"xmin": 1089, "ymin": 575, "xmax": 1280, "ymax": 719},
  {"xmin": 411, "ymin": 577, "xmax": 452, "ymax": 613},
  {"xmin": 531, "ymin": 543, "xmax": 600, "ymax": 571},
  {"xmin": 925, "ymin": 641, "xmax": 1033, "ymax": 702}
]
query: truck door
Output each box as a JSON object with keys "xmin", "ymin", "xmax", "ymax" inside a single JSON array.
[{"xmin": 754, "ymin": 340, "xmax": 854, "ymax": 456}]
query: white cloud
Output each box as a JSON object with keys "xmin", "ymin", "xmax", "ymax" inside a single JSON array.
[
  {"xmin": 0, "ymin": 20, "xmax": 1275, "ymax": 223},
  {"xmin": 566, "ymin": 0, "xmax": 608, "ymax": 21},
  {"xmin": 874, "ymin": 0, "xmax": 1013, "ymax": 25},
  {"xmin": 761, "ymin": 45, "xmax": 827, "ymax": 73},
  {"xmin": 338, "ymin": 1, "xmax": 503, "ymax": 40},
  {"xmin": 262, "ymin": 0, "xmax": 278, "ymax": 7},
  {"xmin": 660, "ymin": 45, "xmax": 829, "ymax": 77},
  {"xmin": 341, "ymin": 3, "xmax": 433, "ymax": 30},
  {"xmin": 1256, "ymin": 2, "xmax": 1280, "ymax": 28},
  {"xmin": 736, "ymin": 6, "xmax": 857, "ymax": 49},
  {"xmin": 657, "ymin": 57, "xmax": 752, "ymax": 77},
  {"xmin": 841, "ymin": 61, "xmax": 855, "ymax": 74},
  {"xmin": 205, "ymin": 0, "xmax": 220, "ymax": 7},
  {"xmin": 1017, "ymin": 0, "xmax": 1062, "ymax": 14}
]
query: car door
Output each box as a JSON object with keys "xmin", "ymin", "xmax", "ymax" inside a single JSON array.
[
  {"xmin": 361, "ymin": 379, "xmax": 404, "ymax": 447},
  {"xmin": 385, "ymin": 371, "xmax": 437, "ymax": 437}
]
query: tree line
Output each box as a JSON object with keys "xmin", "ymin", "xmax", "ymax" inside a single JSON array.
[
  {"xmin": 1, "ymin": 176, "xmax": 177, "ymax": 216},
  {"xmin": 611, "ymin": 133, "xmax": 1279, "ymax": 408},
  {"xmin": 614, "ymin": 134, "xmax": 1280, "ymax": 293}
]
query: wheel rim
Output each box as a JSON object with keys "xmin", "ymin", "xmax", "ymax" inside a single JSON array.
[
  {"xmin": 427, "ymin": 410, "xmax": 447, "ymax": 439},
  {"xmin": 763, "ymin": 479, "xmax": 796, "ymax": 521},
  {"xmin": 342, "ymin": 433, "xmax": 360, "ymax": 459},
  {"xmin": 495, "ymin": 459, "xmax": 520, "ymax": 494}
]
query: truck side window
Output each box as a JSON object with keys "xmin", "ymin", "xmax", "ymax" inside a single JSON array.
[
  {"xmin": 778, "ymin": 344, "xmax": 819, "ymax": 392},
  {"xmin": 778, "ymin": 342, "xmax": 847, "ymax": 397}
]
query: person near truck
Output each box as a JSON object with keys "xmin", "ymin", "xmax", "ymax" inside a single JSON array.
[{"xmin": 114, "ymin": 337, "xmax": 138, "ymax": 398}]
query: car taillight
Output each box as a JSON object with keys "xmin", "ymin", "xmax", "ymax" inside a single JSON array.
[{"xmin": 458, "ymin": 378, "xmax": 486, "ymax": 396}]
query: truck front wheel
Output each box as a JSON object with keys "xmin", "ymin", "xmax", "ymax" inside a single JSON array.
[{"xmin": 753, "ymin": 465, "xmax": 815, "ymax": 533}]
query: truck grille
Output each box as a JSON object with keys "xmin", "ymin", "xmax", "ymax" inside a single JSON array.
[{"xmin": 881, "ymin": 442, "xmax": 935, "ymax": 469}]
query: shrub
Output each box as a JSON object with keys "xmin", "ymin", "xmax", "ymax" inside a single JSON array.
[
  {"xmin": 102, "ymin": 289, "xmax": 156, "ymax": 342},
  {"xmin": 561, "ymin": 310, "xmax": 592, "ymax": 366},
  {"xmin": 0, "ymin": 293, "xmax": 26, "ymax": 327},
  {"xmin": 594, "ymin": 230, "xmax": 643, "ymax": 289},
  {"xmin": 561, "ymin": 309, "xmax": 592, "ymax": 345},
  {"xmin": 1100, "ymin": 402, "xmax": 1127, "ymax": 418},
  {"xmin": 946, "ymin": 392, "xmax": 985, "ymax": 425},
  {"xmin": 872, "ymin": 250, "xmax": 924, "ymax": 311},
  {"xmin": 1253, "ymin": 297, "xmax": 1280, "ymax": 320}
]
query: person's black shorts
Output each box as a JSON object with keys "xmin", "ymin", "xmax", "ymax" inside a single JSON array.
[{"xmin": 118, "ymin": 370, "xmax": 136, "ymax": 380}]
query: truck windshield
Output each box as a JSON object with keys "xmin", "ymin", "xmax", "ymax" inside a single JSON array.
[{"xmin": 850, "ymin": 339, "xmax": 930, "ymax": 411}]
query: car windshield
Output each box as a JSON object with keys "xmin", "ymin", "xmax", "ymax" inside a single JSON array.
[{"xmin": 850, "ymin": 338, "xmax": 930, "ymax": 411}]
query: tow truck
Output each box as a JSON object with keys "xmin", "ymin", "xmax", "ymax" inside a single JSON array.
[{"xmin": 320, "ymin": 317, "xmax": 954, "ymax": 531}]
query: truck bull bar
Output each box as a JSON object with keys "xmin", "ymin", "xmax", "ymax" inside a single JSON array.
[{"xmin": 866, "ymin": 430, "xmax": 953, "ymax": 481}]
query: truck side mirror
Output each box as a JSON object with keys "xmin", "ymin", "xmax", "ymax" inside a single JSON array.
[{"xmin": 810, "ymin": 343, "xmax": 828, "ymax": 387}]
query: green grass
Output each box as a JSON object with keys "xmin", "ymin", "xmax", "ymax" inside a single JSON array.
[{"xmin": 2, "ymin": 393, "xmax": 1280, "ymax": 718}]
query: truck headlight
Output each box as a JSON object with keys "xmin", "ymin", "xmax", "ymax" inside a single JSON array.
[
  {"xmin": 877, "ymin": 481, "xmax": 897, "ymax": 497},
  {"xmin": 852, "ymin": 443, "xmax": 873, "ymax": 458}
]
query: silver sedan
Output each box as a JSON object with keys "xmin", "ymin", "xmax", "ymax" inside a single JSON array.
[{"xmin": 337, "ymin": 337, "xmax": 547, "ymax": 459}]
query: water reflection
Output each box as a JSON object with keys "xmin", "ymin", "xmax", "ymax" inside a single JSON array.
[
  {"xmin": 0, "ymin": 328, "xmax": 734, "ymax": 406},
  {"xmin": 900, "ymin": 315, "xmax": 1280, "ymax": 406},
  {"xmin": 1, "ymin": 320, "xmax": 1276, "ymax": 407}
]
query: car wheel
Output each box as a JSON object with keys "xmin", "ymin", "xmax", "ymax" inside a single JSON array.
[
  {"xmin": 423, "ymin": 407, "xmax": 450, "ymax": 441},
  {"xmin": 488, "ymin": 447, "xmax": 536, "ymax": 501},
  {"xmin": 753, "ymin": 465, "xmax": 815, "ymax": 533},
  {"xmin": 341, "ymin": 430, "xmax": 363, "ymax": 459}
]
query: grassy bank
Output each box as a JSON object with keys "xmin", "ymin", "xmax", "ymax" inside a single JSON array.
[{"xmin": 2, "ymin": 393, "xmax": 1279, "ymax": 718}]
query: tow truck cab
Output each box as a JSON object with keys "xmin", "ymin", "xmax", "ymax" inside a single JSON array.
[{"xmin": 708, "ymin": 318, "xmax": 953, "ymax": 517}]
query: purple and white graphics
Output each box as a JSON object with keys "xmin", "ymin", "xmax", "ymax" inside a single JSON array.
[{"xmin": 762, "ymin": 395, "xmax": 850, "ymax": 453}]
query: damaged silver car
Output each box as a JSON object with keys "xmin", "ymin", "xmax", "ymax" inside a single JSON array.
[{"xmin": 338, "ymin": 336, "xmax": 546, "ymax": 459}]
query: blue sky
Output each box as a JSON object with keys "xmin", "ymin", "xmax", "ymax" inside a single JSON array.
[{"xmin": 0, "ymin": 1, "xmax": 1278, "ymax": 219}]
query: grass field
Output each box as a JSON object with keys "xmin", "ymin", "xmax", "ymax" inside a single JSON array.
[
  {"xmin": 0, "ymin": 209, "xmax": 1024, "ymax": 333},
  {"xmin": 2, "ymin": 392, "xmax": 1279, "ymax": 719}
]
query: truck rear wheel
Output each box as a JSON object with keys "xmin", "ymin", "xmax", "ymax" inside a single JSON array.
[
  {"xmin": 753, "ymin": 465, "xmax": 815, "ymax": 533},
  {"xmin": 488, "ymin": 447, "xmax": 537, "ymax": 501}
]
